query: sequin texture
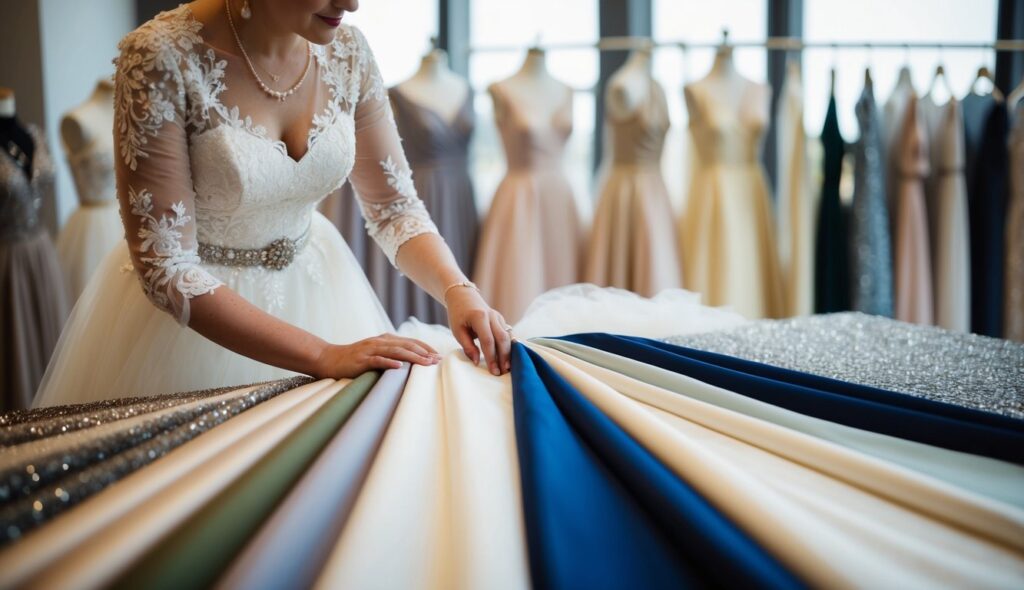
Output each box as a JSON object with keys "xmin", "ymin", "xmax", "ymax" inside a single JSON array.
[{"xmin": 668, "ymin": 312, "xmax": 1024, "ymax": 419}]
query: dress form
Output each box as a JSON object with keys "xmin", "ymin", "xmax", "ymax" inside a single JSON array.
[
  {"xmin": 488, "ymin": 47, "xmax": 571, "ymax": 128},
  {"xmin": 395, "ymin": 48, "xmax": 470, "ymax": 124},
  {"xmin": 683, "ymin": 44, "xmax": 769, "ymax": 127},
  {"xmin": 606, "ymin": 45, "xmax": 654, "ymax": 119},
  {"xmin": 56, "ymin": 78, "xmax": 122, "ymax": 300}
]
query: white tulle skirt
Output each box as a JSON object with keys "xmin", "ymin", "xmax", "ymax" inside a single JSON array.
[
  {"xmin": 55, "ymin": 202, "xmax": 124, "ymax": 302},
  {"xmin": 33, "ymin": 213, "xmax": 392, "ymax": 407}
]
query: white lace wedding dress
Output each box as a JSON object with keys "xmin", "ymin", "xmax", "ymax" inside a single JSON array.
[{"xmin": 33, "ymin": 6, "xmax": 743, "ymax": 407}]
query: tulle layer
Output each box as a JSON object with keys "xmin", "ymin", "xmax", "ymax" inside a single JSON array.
[
  {"xmin": 55, "ymin": 203, "xmax": 124, "ymax": 301},
  {"xmin": 33, "ymin": 213, "xmax": 392, "ymax": 407}
]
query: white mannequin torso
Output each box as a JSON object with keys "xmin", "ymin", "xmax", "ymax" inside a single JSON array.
[
  {"xmin": 488, "ymin": 48, "xmax": 571, "ymax": 128},
  {"xmin": 606, "ymin": 47, "xmax": 654, "ymax": 119},
  {"xmin": 683, "ymin": 46, "xmax": 768, "ymax": 126},
  {"xmin": 60, "ymin": 79, "xmax": 115, "ymax": 158},
  {"xmin": 395, "ymin": 49, "xmax": 470, "ymax": 125}
]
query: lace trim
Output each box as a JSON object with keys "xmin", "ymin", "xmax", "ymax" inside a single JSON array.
[
  {"xmin": 128, "ymin": 186, "xmax": 222, "ymax": 325},
  {"xmin": 359, "ymin": 157, "xmax": 438, "ymax": 266}
]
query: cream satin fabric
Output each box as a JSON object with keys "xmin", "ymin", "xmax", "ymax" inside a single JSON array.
[
  {"xmin": 315, "ymin": 353, "xmax": 529, "ymax": 590},
  {"xmin": 27, "ymin": 380, "xmax": 345, "ymax": 590},
  {"xmin": 535, "ymin": 338, "xmax": 1024, "ymax": 509},
  {"xmin": 529, "ymin": 343, "xmax": 1024, "ymax": 589}
]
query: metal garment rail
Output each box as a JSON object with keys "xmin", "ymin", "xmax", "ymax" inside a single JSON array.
[{"xmin": 468, "ymin": 37, "xmax": 1024, "ymax": 53}]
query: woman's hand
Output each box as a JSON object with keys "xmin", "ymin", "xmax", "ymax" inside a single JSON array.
[
  {"xmin": 446, "ymin": 287, "xmax": 512, "ymax": 375},
  {"xmin": 311, "ymin": 334, "xmax": 441, "ymax": 379}
]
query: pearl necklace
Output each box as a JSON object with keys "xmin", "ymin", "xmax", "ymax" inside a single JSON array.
[{"xmin": 226, "ymin": 0, "xmax": 312, "ymax": 102}]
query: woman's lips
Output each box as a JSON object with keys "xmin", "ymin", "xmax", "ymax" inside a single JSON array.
[{"xmin": 316, "ymin": 14, "xmax": 343, "ymax": 27}]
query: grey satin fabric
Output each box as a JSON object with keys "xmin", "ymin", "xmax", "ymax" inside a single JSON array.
[
  {"xmin": 849, "ymin": 80, "xmax": 894, "ymax": 317},
  {"xmin": 216, "ymin": 365, "xmax": 410, "ymax": 590},
  {"xmin": 322, "ymin": 90, "xmax": 477, "ymax": 326}
]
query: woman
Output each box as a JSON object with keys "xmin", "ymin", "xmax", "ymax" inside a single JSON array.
[{"xmin": 33, "ymin": 0, "xmax": 512, "ymax": 406}]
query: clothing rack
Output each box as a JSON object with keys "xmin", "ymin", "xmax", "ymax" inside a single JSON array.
[{"xmin": 468, "ymin": 37, "xmax": 1024, "ymax": 54}]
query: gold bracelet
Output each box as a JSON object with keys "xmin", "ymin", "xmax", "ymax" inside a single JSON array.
[{"xmin": 442, "ymin": 280, "xmax": 479, "ymax": 306}]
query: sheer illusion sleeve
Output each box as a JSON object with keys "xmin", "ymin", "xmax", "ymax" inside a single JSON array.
[
  {"xmin": 345, "ymin": 27, "xmax": 439, "ymax": 267},
  {"xmin": 113, "ymin": 27, "xmax": 222, "ymax": 326}
]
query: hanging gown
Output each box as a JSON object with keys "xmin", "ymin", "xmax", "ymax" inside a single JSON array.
[
  {"xmin": 327, "ymin": 89, "xmax": 478, "ymax": 326},
  {"xmin": 0, "ymin": 125, "xmax": 70, "ymax": 410},
  {"xmin": 930, "ymin": 99, "xmax": 971, "ymax": 332},
  {"xmin": 679, "ymin": 82, "xmax": 783, "ymax": 319},
  {"xmin": 1004, "ymin": 100, "xmax": 1024, "ymax": 342},
  {"xmin": 815, "ymin": 91, "xmax": 850, "ymax": 314},
  {"xmin": 474, "ymin": 83, "xmax": 583, "ymax": 324},
  {"xmin": 969, "ymin": 103, "xmax": 1010, "ymax": 338},
  {"xmin": 849, "ymin": 78, "xmax": 894, "ymax": 317},
  {"xmin": 961, "ymin": 91, "xmax": 996, "ymax": 198},
  {"xmin": 585, "ymin": 78, "xmax": 681, "ymax": 297},
  {"xmin": 55, "ymin": 135, "xmax": 124, "ymax": 301},
  {"xmin": 893, "ymin": 97, "xmax": 934, "ymax": 325},
  {"xmin": 33, "ymin": 7, "xmax": 438, "ymax": 406},
  {"xmin": 883, "ymin": 68, "xmax": 915, "ymax": 222},
  {"xmin": 776, "ymin": 66, "xmax": 815, "ymax": 317}
]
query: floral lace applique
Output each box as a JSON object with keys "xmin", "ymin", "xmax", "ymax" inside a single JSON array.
[
  {"xmin": 128, "ymin": 186, "xmax": 222, "ymax": 325},
  {"xmin": 358, "ymin": 157, "xmax": 438, "ymax": 266}
]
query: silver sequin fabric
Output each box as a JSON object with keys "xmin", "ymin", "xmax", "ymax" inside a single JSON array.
[
  {"xmin": 0, "ymin": 376, "xmax": 311, "ymax": 544},
  {"xmin": 667, "ymin": 312, "xmax": 1024, "ymax": 419}
]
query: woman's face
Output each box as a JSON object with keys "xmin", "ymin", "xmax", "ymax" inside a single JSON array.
[{"xmin": 259, "ymin": 0, "xmax": 359, "ymax": 45}]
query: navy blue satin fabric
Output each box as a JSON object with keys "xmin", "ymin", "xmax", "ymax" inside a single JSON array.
[
  {"xmin": 559, "ymin": 334, "xmax": 1024, "ymax": 464},
  {"xmin": 511, "ymin": 343, "xmax": 803, "ymax": 590}
]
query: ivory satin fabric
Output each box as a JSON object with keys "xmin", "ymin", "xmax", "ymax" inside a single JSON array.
[{"xmin": 585, "ymin": 79, "xmax": 682, "ymax": 296}]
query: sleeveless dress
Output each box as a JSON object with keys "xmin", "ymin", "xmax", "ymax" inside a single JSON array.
[
  {"xmin": 473, "ymin": 83, "xmax": 583, "ymax": 324},
  {"xmin": 585, "ymin": 78, "xmax": 682, "ymax": 297},
  {"xmin": 679, "ymin": 82, "xmax": 783, "ymax": 319},
  {"xmin": 0, "ymin": 125, "xmax": 70, "ymax": 410},
  {"xmin": 55, "ymin": 132, "xmax": 124, "ymax": 301},
  {"xmin": 33, "ymin": 6, "xmax": 438, "ymax": 406}
]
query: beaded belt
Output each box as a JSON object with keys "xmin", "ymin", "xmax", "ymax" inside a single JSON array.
[{"xmin": 198, "ymin": 228, "xmax": 310, "ymax": 271}]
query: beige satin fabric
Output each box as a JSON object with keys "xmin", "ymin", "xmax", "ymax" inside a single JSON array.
[
  {"xmin": 316, "ymin": 353, "xmax": 529, "ymax": 590},
  {"xmin": 27, "ymin": 380, "xmax": 344, "ymax": 590},
  {"xmin": 585, "ymin": 80, "xmax": 682, "ymax": 296},
  {"xmin": 894, "ymin": 97, "xmax": 935, "ymax": 325},
  {"xmin": 528, "ymin": 343, "xmax": 1024, "ymax": 589}
]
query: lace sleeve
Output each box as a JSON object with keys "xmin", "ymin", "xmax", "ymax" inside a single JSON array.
[
  {"xmin": 344, "ymin": 26, "xmax": 439, "ymax": 267},
  {"xmin": 113, "ymin": 23, "xmax": 222, "ymax": 326}
]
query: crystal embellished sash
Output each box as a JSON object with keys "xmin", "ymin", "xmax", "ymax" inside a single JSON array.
[{"xmin": 198, "ymin": 226, "xmax": 310, "ymax": 270}]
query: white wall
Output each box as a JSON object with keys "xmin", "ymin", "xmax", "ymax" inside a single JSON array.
[{"xmin": 38, "ymin": 0, "xmax": 135, "ymax": 229}]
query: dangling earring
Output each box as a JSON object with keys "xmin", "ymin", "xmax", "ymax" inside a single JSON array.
[{"xmin": 240, "ymin": 0, "xmax": 252, "ymax": 19}]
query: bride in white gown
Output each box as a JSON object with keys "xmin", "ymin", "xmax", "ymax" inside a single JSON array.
[{"xmin": 33, "ymin": 0, "xmax": 522, "ymax": 406}]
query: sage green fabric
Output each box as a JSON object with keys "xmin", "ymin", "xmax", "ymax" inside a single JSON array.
[
  {"xmin": 534, "ymin": 338, "xmax": 1024, "ymax": 509},
  {"xmin": 112, "ymin": 372, "xmax": 380, "ymax": 590}
]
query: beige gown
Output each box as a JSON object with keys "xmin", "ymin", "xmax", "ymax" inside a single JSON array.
[
  {"xmin": 679, "ymin": 82, "xmax": 783, "ymax": 319},
  {"xmin": 894, "ymin": 97, "xmax": 935, "ymax": 325},
  {"xmin": 585, "ymin": 78, "xmax": 681, "ymax": 296},
  {"xmin": 1005, "ymin": 101, "xmax": 1024, "ymax": 342},
  {"xmin": 473, "ymin": 84, "xmax": 583, "ymax": 324}
]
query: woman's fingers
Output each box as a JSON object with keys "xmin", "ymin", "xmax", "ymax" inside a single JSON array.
[
  {"xmin": 375, "ymin": 343, "xmax": 437, "ymax": 366},
  {"xmin": 378, "ymin": 334, "xmax": 439, "ymax": 358},
  {"xmin": 473, "ymin": 312, "xmax": 499, "ymax": 375},
  {"xmin": 490, "ymin": 313, "xmax": 512, "ymax": 374},
  {"xmin": 452, "ymin": 324, "xmax": 480, "ymax": 364},
  {"xmin": 366, "ymin": 356, "xmax": 403, "ymax": 370}
]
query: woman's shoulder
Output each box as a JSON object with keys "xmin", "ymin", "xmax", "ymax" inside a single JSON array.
[
  {"xmin": 118, "ymin": 5, "xmax": 203, "ymax": 60},
  {"xmin": 325, "ymin": 23, "xmax": 385, "ymax": 104}
]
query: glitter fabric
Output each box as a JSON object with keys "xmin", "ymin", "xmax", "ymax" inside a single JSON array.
[
  {"xmin": 0, "ymin": 376, "xmax": 311, "ymax": 544},
  {"xmin": 0, "ymin": 392, "xmax": 216, "ymax": 448},
  {"xmin": 0, "ymin": 377, "xmax": 310, "ymax": 506},
  {"xmin": 0, "ymin": 391, "xmax": 207, "ymax": 427},
  {"xmin": 667, "ymin": 312, "xmax": 1024, "ymax": 419}
]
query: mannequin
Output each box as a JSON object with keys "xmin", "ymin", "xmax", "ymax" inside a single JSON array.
[
  {"xmin": 394, "ymin": 43, "xmax": 470, "ymax": 125},
  {"xmin": 605, "ymin": 42, "xmax": 654, "ymax": 119},
  {"xmin": 0, "ymin": 86, "xmax": 69, "ymax": 410},
  {"xmin": 678, "ymin": 31, "xmax": 782, "ymax": 319},
  {"xmin": 60, "ymin": 78, "xmax": 115, "ymax": 170},
  {"xmin": 56, "ymin": 77, "xmax": 122, "ymax": 300},
  {"xmin": 488, "ymin": 47, "xmax": 571, "ymax": 128},
  {"xmin": 0, "ymin": 88, "xmax": 36, "ymax": 179},
  {"xmin": 683, "ymin": 34, "xmax": 769, "ymax": 124}
]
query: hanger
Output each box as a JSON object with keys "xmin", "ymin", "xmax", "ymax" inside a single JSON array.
[
  {"xmin": 969, "ymin": 64, "xmax": 1005, "ymax": 103},
  {"xmin": 829, "ymin": 43, "xmax": 838, "ymax": 95},
  {"xmin": 863, "ymin": 43, "xmax": 874, "ymax": 89}
]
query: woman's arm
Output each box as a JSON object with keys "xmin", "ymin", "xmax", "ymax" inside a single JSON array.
[
  {"xmin": 344, "ymin": 27, "xmax": 511, "ymax": 375},
  {"xmin": 113, "ymin": 24, "xmax": 437, "ymax": 380}
]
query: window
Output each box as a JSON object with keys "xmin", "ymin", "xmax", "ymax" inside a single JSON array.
[
  {"xmin": 344, "ymin": 1, "xmax": 439, "ymax": 86},
  {"xmin": 653, "ymin": 0, "xmax": 768, "ymax": 206},
  {"xmin": 469, "ymin": 0, "xmax": 599, "ymax": 217},
  {"xmin": 803, "ymin": 0, "xmax": 999, "ymax": 140}
]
